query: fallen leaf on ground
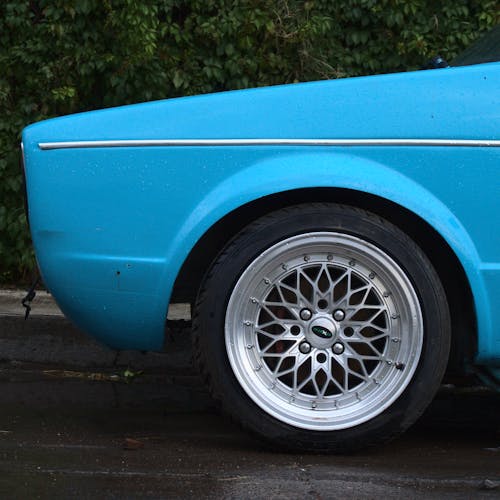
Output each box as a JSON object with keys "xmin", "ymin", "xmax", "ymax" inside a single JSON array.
[{"xmin": 123, "ymin": 438, "xmax": 145, "ymax": 450}]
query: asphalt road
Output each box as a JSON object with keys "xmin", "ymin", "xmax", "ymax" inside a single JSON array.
[{"xmin": 0, "ymin": 292, "xmax": 499, "ymax": 499}]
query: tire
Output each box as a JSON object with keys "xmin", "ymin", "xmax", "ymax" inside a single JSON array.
[{"xmin": 193, "ymin": 204, "xmax": 451, "ymax": 452}]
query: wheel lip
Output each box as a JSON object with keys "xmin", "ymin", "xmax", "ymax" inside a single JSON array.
[{"xmin": 225, "ymin": 231, "xmax": 424, "ymax": 431}]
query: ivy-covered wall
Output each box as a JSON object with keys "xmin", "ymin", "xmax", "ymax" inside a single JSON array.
[{"xmin": 1, "ymin": 0, "xmax": 498, "ymax": 283}]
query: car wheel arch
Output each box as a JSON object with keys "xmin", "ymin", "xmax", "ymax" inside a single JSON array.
[{"xmin": 170, "ymin": 186, "xmax": 476, "ymax": 376}]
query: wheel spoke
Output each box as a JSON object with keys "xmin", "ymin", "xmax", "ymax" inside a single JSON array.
[{"xmin": 256, "ymin": 260, "xmax": 391, "ymax": 398}]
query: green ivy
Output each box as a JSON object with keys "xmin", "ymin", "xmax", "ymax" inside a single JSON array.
[{"xmin": 0, "ymin": 0, "xmax": 498, "ymax": 283}]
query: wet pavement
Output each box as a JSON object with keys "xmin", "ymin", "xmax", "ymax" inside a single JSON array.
[{"xmin": 0, "ymin": 296, "xmax": 499, "ymax": 498}]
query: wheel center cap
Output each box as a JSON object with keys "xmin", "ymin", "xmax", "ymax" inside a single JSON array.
[{"xmin": 306, "ymin": 316, "xmax": 338, "ymax": 348}]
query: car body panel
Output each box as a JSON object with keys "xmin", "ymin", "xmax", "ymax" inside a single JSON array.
[
  {"xmin": 22, "ymin": 63, "xmax": 500, "ymax": 366},
  {"xmin": 23, "ymin": 63, "xmax": 499, "ymax": 143}
]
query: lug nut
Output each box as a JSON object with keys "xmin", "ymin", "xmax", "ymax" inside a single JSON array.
[
  {"xmin": 333, "ymin": 309, "xmax": 345, "ymax": 321},
  {"xmin": 299, "ymin": 342, "xmax": 312, "ymax": 354},
  {"xmin": 300, "ymin": 308, "xmax": 313, "ymax": 321},
  {"xmin": 332, "ymin": 342, "xmax": 345, "ymax": 355}
]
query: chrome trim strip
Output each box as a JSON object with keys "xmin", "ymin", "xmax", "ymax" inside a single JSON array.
[
  {"xmin": 38, "ymin": 138, "xmax": 500, "ymax": 150},
  {"xmin": 20, "ymin": 142, "xmax": 25, "ymax": 168}
]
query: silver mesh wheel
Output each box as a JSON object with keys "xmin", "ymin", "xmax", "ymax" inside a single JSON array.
[{"xmin": 225, "ymin": 232, "xmax": 423, "ymax": 431}]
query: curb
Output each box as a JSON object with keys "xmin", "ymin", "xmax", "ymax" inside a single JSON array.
[
  {"xmin": 0, "ymin": 288, "xmax": 191, "ymax": 320},
  {"xmin": 0, "ymin": 289, "xmax": 60, "ymax": 317}
]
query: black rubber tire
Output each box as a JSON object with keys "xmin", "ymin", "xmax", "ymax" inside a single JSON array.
[{"xmin": 193, "ymin": 204, "xmax": 451, "ymax": 453}]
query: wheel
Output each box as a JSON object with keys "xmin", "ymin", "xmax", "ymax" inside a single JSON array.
[{"xmin": 193, "ymin": 204, "xmax": 450, "ymax": 452}]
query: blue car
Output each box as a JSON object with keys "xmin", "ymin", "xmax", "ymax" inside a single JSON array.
[{"xmin": 21, "ymin": 27, "xmax": 499, "ymax": 451}]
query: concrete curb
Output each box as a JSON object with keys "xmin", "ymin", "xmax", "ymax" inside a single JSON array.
[
  {"xmin": 0, "ymin": 289, "xmax": 61, "ymax": 317},
  {"xmin": 0, "ymin": 288, "xmax": 191, "ymax": 320}
]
